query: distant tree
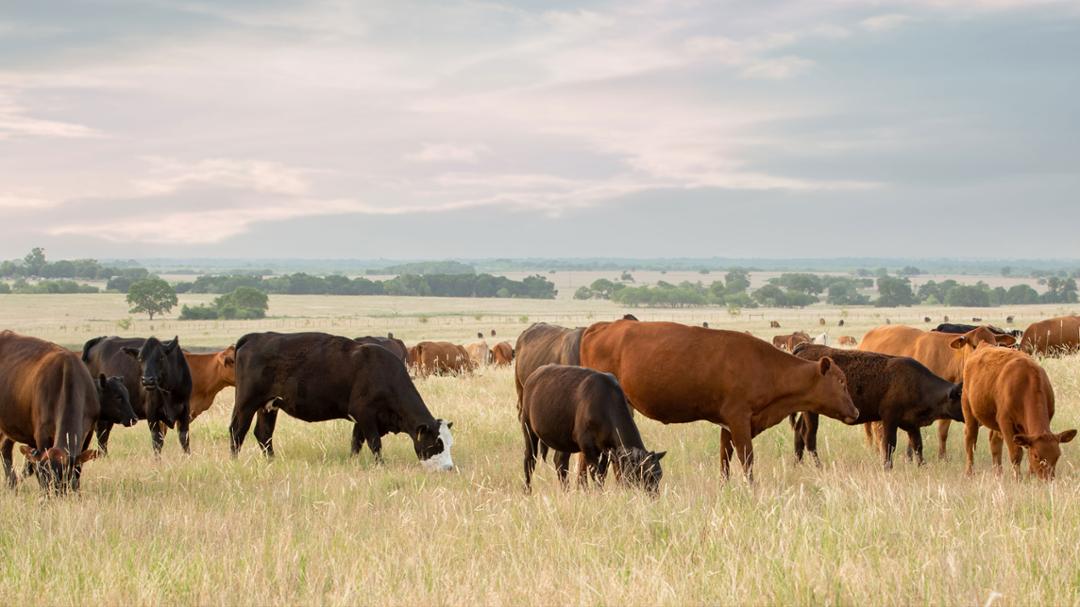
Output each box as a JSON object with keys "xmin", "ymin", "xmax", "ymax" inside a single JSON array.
[
  {"xmin": 944, "ymin": 285, "xmax": 991, "ymax": 307},
  {"xmin": 1005, "ymin": 284, "xmax": 1039, "ymax": 305},
  {"xmin": 0, "ymin": 282, "xmax": 9, "ymax": 294},
  {"xmin": 1000, "ymin": 266, "xmax": 1012, "ymax": 277},
  {"xmin": 573, "ymin": 286, "xmax": 593, "ymax": 300},
  {"xmin": 724, "ymin": 269, "xmax": 751, "ymax": 294},
  {"xmin": 23, "ymin": 247, "xmax": 46, "ymax": 277},
  {"xmin": 126, "ymin": 278, "xmax": 177, "ymax": 320},
  {"xmin": 875, "ymin": 277, "xmax": 917, "ymax": 307},
  {"xmin": 620, "ymin": 271, "xmax": 635, "ymax": 282},
  {"xmin": 897, "ymin": 266, "xmax": 922, "ymax": 277}
]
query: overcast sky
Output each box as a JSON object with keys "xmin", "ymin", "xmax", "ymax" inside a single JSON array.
[{"xmin": 1, "ymin": 0, "xmax": 1078, "ymax": 261}]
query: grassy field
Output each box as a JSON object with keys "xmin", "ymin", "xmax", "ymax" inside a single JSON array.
[{"xmin": 2, "ymin": 294, "xmax": 1080, "ymax": 605}]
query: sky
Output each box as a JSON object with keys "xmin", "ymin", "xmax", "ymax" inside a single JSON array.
[{"xmin": 1, "ymin": 0, "xmax": 1079, "ymax": 261}]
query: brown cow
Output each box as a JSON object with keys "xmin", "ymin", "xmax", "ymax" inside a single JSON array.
[
  {"xmin": 0, "ymin": 331, "xmax": 137, "ymax": 492},
  {"xmin": 409, "ymin": 341, "xmax": 474, "ymax": 376},
  {"xmin": 962, "ymin": 344, "xmax": 1076, "ymax": 479},
  {"xmin": 837, "ymin": 336, "xmax": 858, "ymax": 347},
  {"xmin": 1021, "ymin": 315, "xmax": 1080, "ymax": 356},
  {"xmin": 819, "ymin": 318, "xmax": 826, "ymax": 326},
  {"xmin": 770, "ymin": 320, "xmax": 781, "ymax": 328},
  {"xmin": 354, "ymin": 335, "xmax": 409, "ymax": 365},
  {"xmin": 580, "ymin": 320, "xmax": 858, "ymax": 480},
  {"xmin": 859, "ymin": 325, "xmax": 1016, "ymax": 458},
  {"xmin": 183, "ymin": 346, "xmax": 236, "ymax": 420},
  {"xmin": 772, "ymin": 331, "xmax": 811, "ymax": 351},
  {"xmin": 464, "ymin": 340, "xmax": 491, "ymax": 368},
  {"xmin": 514, "ymin": 323, "xmax": 584, "ymax": 410},
  {"xmin": 490, "ymin": 341, "xmax": 514, "ymax": 366}
]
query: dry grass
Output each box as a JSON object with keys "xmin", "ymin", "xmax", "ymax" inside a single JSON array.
[{"xmin": 2, "ymin": 294, "xmax": 1080, "ymax": 605}]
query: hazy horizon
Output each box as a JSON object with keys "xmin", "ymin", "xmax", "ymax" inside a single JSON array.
[{"xmin": 3, "ymin": 1, "xmax": 1078, "ymax": 260}]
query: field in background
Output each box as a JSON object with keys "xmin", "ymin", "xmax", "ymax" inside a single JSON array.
[{"xmin": 2, "ymin": 294, "xmax": 1080, "ymax": 604}]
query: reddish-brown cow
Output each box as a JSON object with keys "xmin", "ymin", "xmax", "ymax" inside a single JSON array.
[
  {"xmin": 184, "ymin": 346, "xmax": 236, "ymax": 420},
  {"xmin": 580, "ymin": 320, "xmax": 857, "ymax": 480}
]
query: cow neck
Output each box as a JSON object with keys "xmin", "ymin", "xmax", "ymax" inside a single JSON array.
[
  {"xmin": 1019, "ymin": 386, "xmax": 1054, "ymax": 437},
  {"xmin": 385, "ymin": 391, "xmax": 436, "ymax": 433},
  {"xmin": 750, "ymin": 364, "xmax": 819, "ymax": 435}
]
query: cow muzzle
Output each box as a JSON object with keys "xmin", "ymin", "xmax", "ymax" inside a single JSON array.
[{"xmin": 123, "ymin": 417, "xmax": 139, "ymax": 427}]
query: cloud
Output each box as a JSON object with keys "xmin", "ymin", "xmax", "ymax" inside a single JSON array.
[
  {"xmin": 860, "ymin": 14, "xmax": 914, "ymax": 32},
  {"xmin": 740, "ymin": 56, "xmax": 815, "ymax": 80},
  {"xmin": 406, "ymin": 143, "xmax": 489, "ymax": 163},
  {"xmin": 0, "ymin": 194, "xmax": 57, "ymax": 209},
  {"xmin": 132, "ymin": 158, "xmax": 313, "ymax": 196},
  {"xmin": 0, "ymin": 95, "xmax": 100, "ymax": 139}
]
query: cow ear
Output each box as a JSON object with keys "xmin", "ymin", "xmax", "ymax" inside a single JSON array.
[
  {"xmin": 446, "ymin": 421, "xmax": 453, "ymax": 430},
  {"xmin": 818, "ymin": 357, "xmax": 832, "ymax": 375},
  {"xmin": 653, "ymin": 451, "xmax": 667, "ymax": 461},
  {"xmin": 949, "ymin": 336, "xmax": 968, "ymax": 350},
  {"xmin": 77, "ymin": 449, "xmax": 101, "ymax": 464},
  {"xmin": 98, "ymin": 373, "xmax": 109, "ymax": 389},
  {"xmin": 996, "ymin": 334, "xmax": 1017, "ymax": 347},
  {"xmin": 122, "ymin": 347, "xmax": 140, "ymax": 358},
  {"xmin": 166, "ymin": 337, "xmax": 180, "ymax": 352},
  {"xmin": 415, "ymin": 423, "xmax": 429, "ymax": 438},
  {"xmin": 1058, "ymin": 429, "xmax": 1078, "ymax": 444},
  {"xmin": 44, "ymin": 447, "xmax": 68, "ymax": 465},
  {"xmin": 1014, "ymin": 433, "xmax": 1035, "ymax": 447}
]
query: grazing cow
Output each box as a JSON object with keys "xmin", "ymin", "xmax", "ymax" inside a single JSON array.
[
  {"xmin": 770, "ymin": 321, "xmax": 781, "ymax": 328},
  {"xmin": 790, "ymin": 344, "xmax": 963, "ymax": 468},
  {"xmin": 622, "ymin": 314, "xmax": 639, "ymax": 321},
  {"xmin": 932, "ymin": 323, "xmax": 1023, "ymax": 341},
  {"xmin": 408, "ymin": 341, "xmax": 474, "ymax": 376},
  {"xmin": 491, "ymin": 329, "xmax": 497, "ymax": 337},
  {"xmin": 702, "ymin": 322, "xmax": 709, "ymax": 328},
  {"xmin": 972, "ymin": 317, "xmax": 982, "ymax": 322},
  {"xmin": 520, "ymin": 365, "xmax": 665, "ymax": 493},
  {"xmin": 464, "ymin": 339, "xmax": 491, "ymax": 368},
  {"xmin": 354, "ymin": 335, "xmax": 409, "ymax": 365},
  {"xmin": 838, "ymin": 319, "xmax": 845, "ymax": 327},
  {"xmin": 184, "ymin": 346, "xmax": 236, "ymax": 420},
  {"xmin": 490, "ymin": 341, "xmax": 515, "ymax": 366},
  {"xmin": 944, "ymin": 315, "xmax": 950, "ymax": 322},
  {"xmin": 962, "ymin": 344, "xmax": 1076, "ymax": 479},
  {"xmin": 1020, "ymin": 315, "xmax": 1080, "ymax": 356},
  {"xmin": 859, "ymin": 325, "xmax": 1015, "ymax": 459},
  {"xmin": 819, "ymin": 318, "xmax": 826, "ymax": 326},
  {"xmin": 230, "ymin": 332, "xmax": 454, "ymax": 470},
  {"xmin": 924, "ymin": 317, "xmax": 932, "ymax": 323},
  {"xmin": 811, "ymin": 333, "xmax": 830, "ymax": 346},
  {"xmin": 837, "ymin": 336, "xmax": 858, "ymax": 347},
  {"xmin": 772, "ymin": 331, "xmax": 811, "ymax": 351},
  {"xmin": 1006, "ymin": 316, "xmax": 1015, "ymax": 324},
  {"xmin": 0, "ymin": 332, "xmax": 137, "ymax": 492},
  {"xmin": 580, "ymin": 320, "xmax": 857, "ymax": 480},
  {"xmin": 82, "ymin": 336, "xmax": 193, "ymax": 454}
]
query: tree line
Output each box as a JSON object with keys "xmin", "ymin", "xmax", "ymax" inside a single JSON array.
[{"xmin": 175, "ymin": 272, "xmax": 557, "ymax": 299}]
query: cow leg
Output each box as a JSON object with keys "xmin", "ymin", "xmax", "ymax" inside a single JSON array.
[
  {"xmin": 936, "ymin": 420, "xmax": 951, "ymax": 460},
  {"xmin": 253, "ymin": 408, "xmax": 278, "ymax": 458},
  {"xmin": 177, "ymin": 411, "xmax": 191, "ymax": 454},
  {"xmin": 730, "ymin": 421, "xmax": 754, "ymax": 482},
  {"xmin": 906, "ymin": 428, "xmax": 925, "ymax": 466},
  {"xmin": 863, "ymin": 423, "xmax": 876, "ymax": 447},
  {"xmin": 1000, "ymin": 428, "xmax": 1024, "ymax": 479},
  {"xmin": 553, "ymin": 450, "xmax": 572, "ymax": 488},
  {"xmin": 881, "ymin": 423, "xmax": 898, "ymax": 470},
  {"xmin": 803, "ymin": 413, "xmax": 821, "ymax": 467},
  {"xmin": 790, "ymin": 414, "xmax": 806, "ymax": 463},
  {"xmin": 351, "ymin": 423, "xmax": 366, "ymax": 456},
  {"xmin": 719, "ymin": 427, "xmax": 734, "ymax": 479},
  {"xmin": 228, "ymin": 397, "xmax": 262, "ymax": 457},
  {"xmin": 359, "ymin": 422, "xmax": 383, "ymax": 464},
  {"xmin": 593, "ymin": 450, "xmax": 610, "ymax": 486},
  {"xmin": 149, "ymin": 420, "xmax": 166, "ymax": 455},
  {"xmin": 579, "ymin": 444, "xmax": 600, "ymax": 489},
  {"xmin": 95, "ymin": 422, "xmax": 113, "ymax": 456},
  {"xmin": 962, "ymin": 403, "xmax": 979, "ymax": 476},
  {"xmin": 989, "ymin": 430, "xmax": 1004, "ymax": 475},
  {"xmin": 1, "ymin": 438, "xmax": 15, "ymax": 489},
  {"xmin": 521, "ymin": 424, "xmax": 539, "ymax": 492}
]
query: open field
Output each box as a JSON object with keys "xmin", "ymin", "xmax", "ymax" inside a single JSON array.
[{"xmin": 2, "ymin": 295, "xmax": 1080, "ymax": 604}]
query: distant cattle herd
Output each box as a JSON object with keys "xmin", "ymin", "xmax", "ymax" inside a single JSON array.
[{"xmin": 1, "ymin": 312, "xmax": 1080, "ymax": 493}]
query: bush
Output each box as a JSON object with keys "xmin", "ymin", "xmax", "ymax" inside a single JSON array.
[{"xmin": 179, "ymin": 286, "xmax": 270, "ymax": 320}]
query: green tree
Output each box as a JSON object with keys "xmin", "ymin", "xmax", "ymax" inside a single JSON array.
[
  {"xmin": 875, "ymin": 277, "xmax": 917, "ymax": 307},
  {"xmin": 126, "ymin": 278, "xmax": 177, "ymax": 320},
  {"xmin": 724, "ymin": 269, "xmax": 751, "ymax": 293},
  {"xmin": 23, "ymin": 247, "xmax": 47, "ymax": 276}
]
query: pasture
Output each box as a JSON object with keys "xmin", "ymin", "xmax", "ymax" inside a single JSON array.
[{"xmin": 2, "ymin": 293, "xmax": 1080, "ymax": 605}]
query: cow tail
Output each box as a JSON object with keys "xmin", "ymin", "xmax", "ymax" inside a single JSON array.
[
  {"xmin": 54, "ymin": 358, "xmax": 86, "ymax": 463},
  {"xmin": 81, "ymin": 336, "xmax": 105, "ymax": 362}
]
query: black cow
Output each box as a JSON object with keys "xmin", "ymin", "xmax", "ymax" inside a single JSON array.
[
  {"xmin": 230, "ymin": 332, "xmax": 453, "ymax": 470},
  {"xmin": 353, "ymin": 335, "xmax": 409, "ymax": 365},
  {"xmin": 514, "ymin": 323, "xmax": 585, "ymax": 410},
  {"xmin": 82, "ymin": 336, "xmax": 193, "ymax": 454},
  {"xmin": 790, "ymin": 344, "xmax": 963, "ymax": 469},
  {"xmin": 520, "ymin": 364, "xmax": 664, "ymax": 493},
  {"xmin": 932, "ymin": 323, "xmax": 1023, "ymax": 340}
]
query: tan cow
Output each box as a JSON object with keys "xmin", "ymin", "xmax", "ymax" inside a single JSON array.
[
  {"xmin": 1021, "ymin": 315, "xmax": 1080, "ymax": 356},
  {"xmin": 580, "ymin": 320, "xmax": 857, "ymax": 480},
  {"xmin": 409, "ymin": 341, "xmax": 474, "ymax": 376},
  {"xmin": 464, "ymin": 339, "xmax": 490, "ymax": 368},
  {"xmin": 837, "ymin": 336, "xmax": 858, "ymax": 347},
  {"xmin": 962, "ymin": 344, "xmax": 1076, "ymax": 479},
  {"xmin": 859, "ymin": 325, "xmax": 1016, "ymax": 458},
  {"xmin": 772, "ymin": 331, "xmax": 811, "ymax": 351},
  {"xmin": 183, "ymin": 346, "xmax": 237, "ymax": 420},
  {"xmin": 490, "ymin": 341, "xmax": 514, "ymax": 366}
]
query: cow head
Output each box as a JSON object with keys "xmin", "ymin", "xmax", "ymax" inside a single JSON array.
[
  {"xmin": 414, "ymin": 419, "xmax": 454, "ymax": 471},
  {"xmin": 20, "ymin": 446, "xmax": 99, "ymax": 493},
  {"xmin": 1015, "ymin": 429, "xmax": 1077, "ymax": 480},
  {"xmin": 613, "ymin": 447, "xmax": 666, "ymax": 494},
  {"xmin": 807, "ymin": 357, "xmax": 859, "ymax": 424},
  {"xmin": 219, "ymin": 345, "xmax": 237, "ymax": 383},
  {"xmin": 97, "ymin": 374, "xmax": 138, "ymax": 427},
  {"xmin": 123, "ymin": 336, "xmax": 180, "ymax": 391},
  {"xmin": 949, "ymin": 327, "xmax": 1015, "ymax": 353}
]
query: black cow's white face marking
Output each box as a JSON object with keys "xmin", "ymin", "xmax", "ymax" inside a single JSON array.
[{"xmin": 419, "ymin": 420, "xmax": 454, "ymax": 472}]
